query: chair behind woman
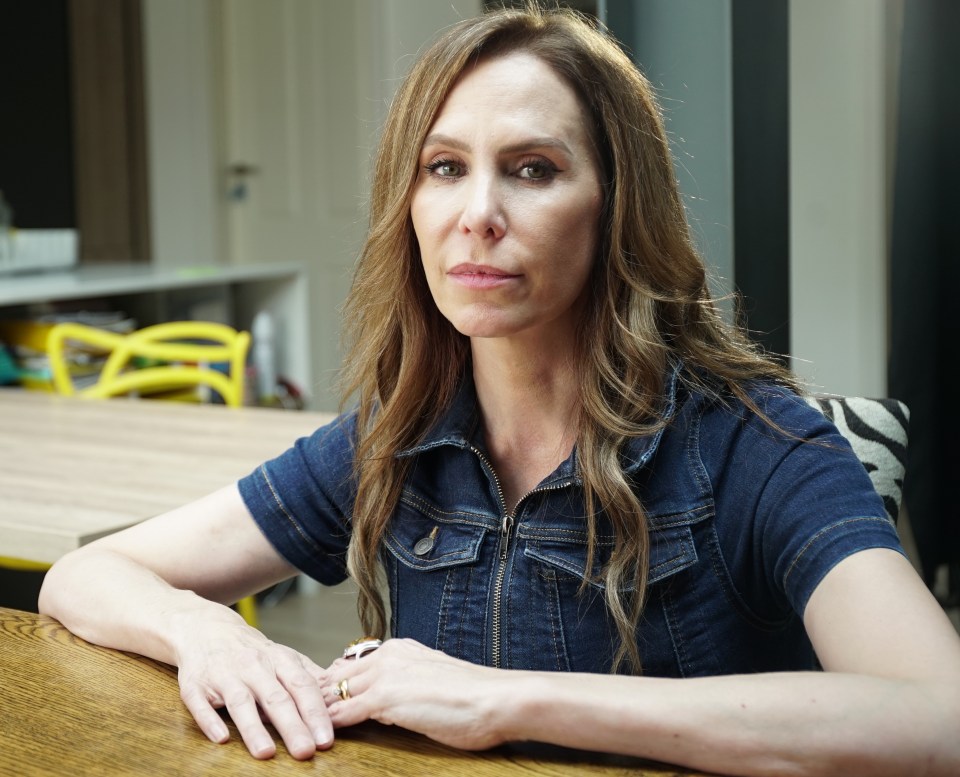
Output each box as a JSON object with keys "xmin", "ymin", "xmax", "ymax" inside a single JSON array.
[{"xmin": 47, "ymin": 321, "xmax": 250, "ymax": 407}]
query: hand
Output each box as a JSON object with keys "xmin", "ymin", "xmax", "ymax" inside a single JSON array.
[
  {"xmin": 173, "ymin": 609, "xmax": 333, "ymax": 760},
  {"xmin": 322, "ymin": 638, "xmax": 508, "ymax": 750}
]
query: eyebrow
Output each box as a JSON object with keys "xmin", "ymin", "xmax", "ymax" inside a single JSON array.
[{"xmin": 421, "ymin": 133, "xmax": 574, "ymax": 157}]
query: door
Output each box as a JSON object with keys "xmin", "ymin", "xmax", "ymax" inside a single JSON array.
[{"xmin": 220, "ymin": 0, "xmax": 377, "ymax": 409}]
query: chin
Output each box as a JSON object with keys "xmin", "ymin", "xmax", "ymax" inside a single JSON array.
[
  {"xmin": 449, "ymin": 316, "xmax": 522, "ymax": 340},
  {"xmin": 434, "ymin": 304, "xmax": 500, "ymax": 337},
  {"xmin": 453, "ymin": 324, "xmax": 513, "ymax": 339}
]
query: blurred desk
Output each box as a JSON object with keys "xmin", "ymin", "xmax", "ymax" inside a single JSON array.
[
  {"xmin": 0, "ymin": 389, "xmax": 334, "ymax": 564},
  {"xmin": 0, "ymin": 607, "xmax": 705, "ymax": 776}
]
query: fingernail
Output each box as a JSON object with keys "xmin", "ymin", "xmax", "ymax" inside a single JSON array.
[
  {"xmin": 254, "ymin": 738, "xmax": 274, "ymax": 758},
  {"xmin": 296, "ymin": 736, "xmax": 315, "ymax": 753}
]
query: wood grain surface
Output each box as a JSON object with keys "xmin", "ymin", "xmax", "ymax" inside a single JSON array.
[
  {"xmin": 0, "ymin": 389, "xmax": 334, "ymax": 564},
  {"xmin": 0, "ymin": 608, "xmax": 708, "ymax": 776}
]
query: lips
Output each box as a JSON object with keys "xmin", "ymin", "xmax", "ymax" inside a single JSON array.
[
  {"xmin": 447, "ymin": 263, "xmax": 521, "ymax": 290},
  {"xmin": 448, "ymin": 263, "xmax": 518, "ymax": 277}
]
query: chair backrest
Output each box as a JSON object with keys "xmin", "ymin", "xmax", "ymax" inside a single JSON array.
[
  {"xmin": 47, "ymin": 321, "xmax": 251, "ymax": 407},
  {"xmin": 804, "ymin": 396, "xmax": 909, "ymax": 525}
]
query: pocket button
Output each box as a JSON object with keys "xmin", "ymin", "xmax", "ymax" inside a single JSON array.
[{"xmin": 413, "ymin": 526, "xmax": 439, "ymax": 556}]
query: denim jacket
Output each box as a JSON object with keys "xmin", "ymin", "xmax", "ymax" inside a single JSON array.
[{"xmin": 239, "ymin": 368, "xmax": 901, "ymax": 677}]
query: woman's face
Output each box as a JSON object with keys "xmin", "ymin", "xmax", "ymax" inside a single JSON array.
[{"xmin": 411, "ymin": 52, "xmax": 603, "ymax": 344}]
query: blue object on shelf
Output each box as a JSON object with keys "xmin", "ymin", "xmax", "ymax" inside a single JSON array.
[{"xmin": 0, "ymin": 343, "xmax": 21, "ymax": 385}]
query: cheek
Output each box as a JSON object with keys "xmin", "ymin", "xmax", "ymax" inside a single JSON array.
[
  {"xmin": 410, "ymin": 202, "xmax": 444, "ymax": 260},
  {"xmin": 558, "ymin": 197, "xmax": 601, "ymax": 262},
  {"xmin": 554, "ymin": 201, "xmax": 601, "ymax": 296}
]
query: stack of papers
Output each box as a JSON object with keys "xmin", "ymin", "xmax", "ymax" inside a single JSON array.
[{"xmin": 0, "ymin": 311, "xmax": 135, "ymax": 391}]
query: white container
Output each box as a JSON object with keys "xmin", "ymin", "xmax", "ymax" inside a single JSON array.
[{"xmin": 0, "ymin": 229, "xmax": 79, "ymax": 275}]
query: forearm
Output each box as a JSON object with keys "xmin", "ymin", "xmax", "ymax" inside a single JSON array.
[
  {"xmin": 38, "ymin": 547, "xmax": 242, "ymax": 666},
  {"xmin": 499, "ymin": 670, "xmax": 960, "ymax": 777}
]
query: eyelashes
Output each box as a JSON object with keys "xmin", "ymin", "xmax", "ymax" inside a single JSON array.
[
  {"xmin": 422, "ymin": 156, "xmax": 560, "ymax": 182},
  {"xmin": 423, "ymin": 158, "xmax": 463, "ymax": 177},
  {"xmin": 516, "ymin": 159, "xmax": 558, "ymax": 180}
]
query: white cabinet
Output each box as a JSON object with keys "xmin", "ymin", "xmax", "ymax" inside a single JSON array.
[{"xmin": 0, "ymin": 261, "xmax": 314, "ymax": 408}]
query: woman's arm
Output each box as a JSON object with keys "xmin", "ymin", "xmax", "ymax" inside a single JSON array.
[
  {"xmin": 324, "ymin": 548, "xmax": 960, "ymax": 776},
  {"xmin": 38, "ymin": 484, "xmax": 334, "ymax": 760}
]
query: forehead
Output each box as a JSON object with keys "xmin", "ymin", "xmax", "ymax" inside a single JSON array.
[{"xmin": 426, "ymin": 51, "xmax": 591, "ymax": 144}]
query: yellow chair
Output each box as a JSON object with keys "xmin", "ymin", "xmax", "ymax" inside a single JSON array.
[
  {"xmin": 47, "ymin": 321, "xmax": 250, "ymax": 406},
  {"xmin": 0, "ymin": 558, "xmax": 51, "ymax": 573},
  {"xmin": 3, "ymin": 320, "xmax": 259, "ymax": 627}
]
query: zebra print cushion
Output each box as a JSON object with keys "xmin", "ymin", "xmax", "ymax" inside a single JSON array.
[{"xmin": 803, "ymin": 396, "xmax": 910, "ymax": 525}]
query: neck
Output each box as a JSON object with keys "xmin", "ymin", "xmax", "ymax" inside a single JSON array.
[
  {"xmin": 469, "ymin": 335, "xmax": 580, "ymax": 505},
  {"xmin": 472, "ymin": 333, "xmax": 578, "ymax": 418}
]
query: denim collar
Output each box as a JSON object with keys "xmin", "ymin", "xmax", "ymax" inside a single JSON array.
[
  {"xmin": 396, "ymin": 360, "xmax": 683, "ymax": 479},
  {"xmin": 619, "ymin": 360, "xmax": 682, "ymax": 474},
  {"xmin": 396, "ymin": 378, "xmax": 485, "ymax": 455}
]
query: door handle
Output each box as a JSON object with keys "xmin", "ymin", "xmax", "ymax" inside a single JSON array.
[
  {"xmin": 227, "ymin": 163, "xmax": 260, "ymax": 201},
  {"xmin": 228, "ymin": 163, "xmax": 261, "ymax": 177}
]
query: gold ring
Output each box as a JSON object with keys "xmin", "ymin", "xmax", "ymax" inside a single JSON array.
[
  {"xmin": 335, "ymin": 678, "xmax": 351, "ymax": 701},
  {"xmin": 343, "ymin": 637, "xmax": 382, "ymax": 660}
]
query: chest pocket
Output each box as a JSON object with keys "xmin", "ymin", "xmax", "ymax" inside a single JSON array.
[
  {"xmin": 520, "ymin": 507, "xmax": 705, "ymax": 589},
  {"xmin": 383, "ymin": 491, "xmax": 491, "ymax": 570},
  {"xmin": 382, "ymin": 490, "xmax": 493, "ymax": 659},
  {"xmin": 514, "ymin": 507, "xmax": 707, "ymax": 675}
]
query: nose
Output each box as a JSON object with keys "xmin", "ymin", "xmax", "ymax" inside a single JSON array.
[{"xmin": 457, "ymin": 173, "xmax": 506, "ymax": 239}]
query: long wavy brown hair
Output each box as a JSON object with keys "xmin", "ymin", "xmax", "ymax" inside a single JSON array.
[{"xmin": 340, "ymin": 3, "xmax": 797, "ymax": 672}]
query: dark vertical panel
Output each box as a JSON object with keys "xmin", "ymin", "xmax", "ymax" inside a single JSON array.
[
  {"xmin": 0, "ymin": 1, "xmax": 75, "ymax": 228},
  {"xmin": 0, "ymin": 0, "xmax": 149, "ymax": 261},
  {"xmin": 603, "ymin": 0, "xmax": 634, "ymax": 47},
  {"xmin": 68, "ymin": 0, "xmax": 150, "ymax": 263},
  {"xmin": 731, "ymin": 0, "xmax": 790, "ymax": 357},
  {"xmin": 889, "ymin": 0, "xmax": 960, "ymax": 594}
]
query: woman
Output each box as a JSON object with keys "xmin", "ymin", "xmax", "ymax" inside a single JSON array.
[{"xmin": 39, "ymin": 6, "xmax": 960, "ymax": 776}]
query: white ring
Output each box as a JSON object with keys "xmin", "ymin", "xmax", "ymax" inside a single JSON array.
[{"xmin": 343, "ymin": 638, "xmax": 382, "ymax": 660}]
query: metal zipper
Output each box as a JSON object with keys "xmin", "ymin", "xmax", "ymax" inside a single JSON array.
[{"xmin": 470, "ymin": 445, "xmax": 569, "ymax": 669}]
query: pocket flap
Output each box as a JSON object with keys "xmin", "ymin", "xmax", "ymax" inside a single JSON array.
[
  {"xmin": 384, "ymin": 493, "xmax": 490, "ymax": 571},
  {"xmin": 522, "ymin": 520, "xmax": 698, "ymax": 588}
]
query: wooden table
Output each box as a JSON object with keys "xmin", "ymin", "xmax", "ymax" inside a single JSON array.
[
  {"xmin": 0, "ymin": 608, "xmax": 705, "ymax": 776},
  {"xmin": 0, "ymin": 389, "xmax": 334, "ymax": 564}
]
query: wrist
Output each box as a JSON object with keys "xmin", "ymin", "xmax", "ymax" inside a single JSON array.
[
  {"xmin": 163, "ymin": 591, "xmax": 246, "ymax": 665},
  {"xmin": 482, "ymin": 669, "xmax": 551, "ymax": 745}
]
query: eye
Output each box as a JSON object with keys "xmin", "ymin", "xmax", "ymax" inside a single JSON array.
[
  {"xmin": 516, "ymin": 159, "xmax": 558, "ymax": 181},
  {"xmin": 424, "ymin": 158, "xmax": 464, "ymax": 178}
]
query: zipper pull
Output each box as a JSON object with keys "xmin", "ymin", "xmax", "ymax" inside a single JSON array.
[{"xmin": 499, "ymin": 514, "xmax": 514, "ymax": 559}]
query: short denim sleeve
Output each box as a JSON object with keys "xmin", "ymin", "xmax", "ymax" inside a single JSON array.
[
  {"xmin": 703, "ymin": 387, "xmax": 905, "ymax": 618},
  {"xmin": 237, "ymin": 413, "xmax": 359, "ymax": 586}
]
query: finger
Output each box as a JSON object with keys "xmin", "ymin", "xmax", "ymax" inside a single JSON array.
[
  {"xmin": 219, "ymin": 681, "xmax": 279, "ymax": 759},
  {"xmin": 277, "ymin": 663, "xmax": 335, "ymax": 750},
  {"xmin": 298, "ymin": 653, "xmax": 332, "ymax": 688},
  {"xmin": 180, "ymin": 683, "xmax": 231, "ymax": 745},
  {"xmin": 327, "ymin": 695, "xmax": 374, "ymax": 728},
  {"xmin": 244, "ymin": 675, "xmax": 321, "ymax": 761},
  {"xmin": 325, "ymin": 669, "xmax": 377, "ymax": 728}
]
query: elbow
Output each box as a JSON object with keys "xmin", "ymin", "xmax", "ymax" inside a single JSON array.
[
  {"xmin": 37, "ymin": 547, "xmax": 92, "ymax": 620},
  {"xmin": 37, "ymin": 552, "xmax": 70, "ymax": 618}
]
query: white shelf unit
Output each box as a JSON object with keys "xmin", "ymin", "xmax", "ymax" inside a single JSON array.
[{"xmin": 0, "ymin": 262, "xmax": 312, "ymax": 406}]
